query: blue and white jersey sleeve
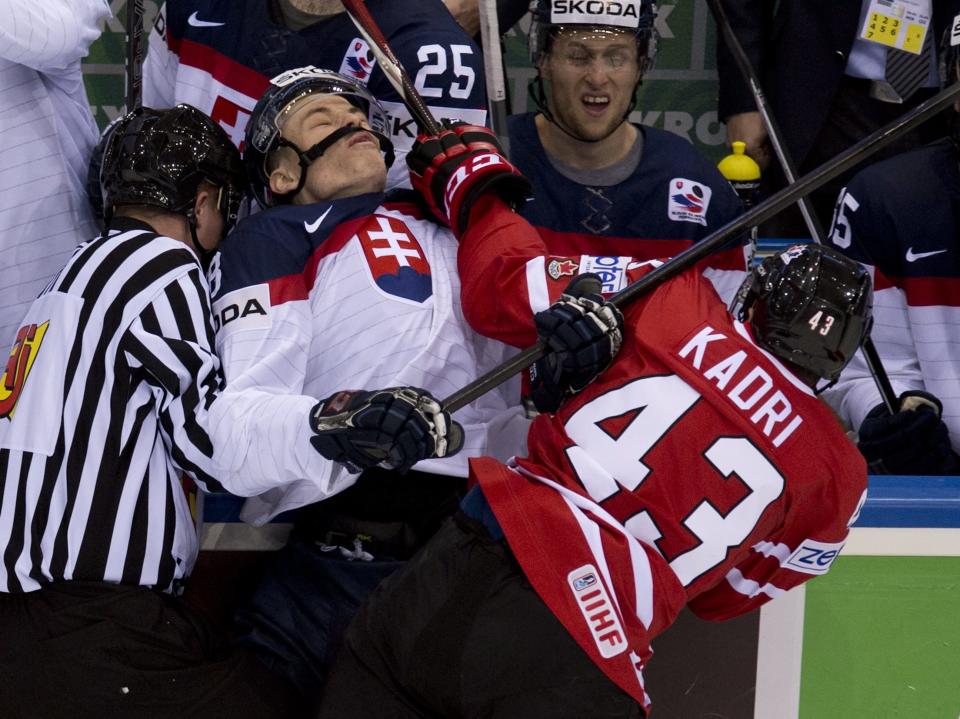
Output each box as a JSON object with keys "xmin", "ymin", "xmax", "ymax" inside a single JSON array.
[
  {"xmin": 824, "ymin": 162, "xmax": 930, "ymax": 432},
  {"xmin": 143, "ymin": 2, "xmax": 179, "ymax": 108},
  {"xmin": 344, "ymin": 0, "xmax": 488, "ymax": 189},
  {"xmin": 824, "ymin": 156, "xmax": 953, "ymax": 429}
]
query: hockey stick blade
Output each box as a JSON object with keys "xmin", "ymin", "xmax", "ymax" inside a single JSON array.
[
  {"xmin": 442, "ymin": 81, "xmax": 960, "ymax": 413},
  {"xmin": 341, "ymin": 0, "xmax": 440, "ymax": 134}
]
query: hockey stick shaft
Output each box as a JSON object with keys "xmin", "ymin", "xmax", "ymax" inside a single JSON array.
[
  {"xmin": 124, "ymin": 0, "xmax": 145, "ymax": 112},
  {"xmin": 709, "ymin": 0, "xmax": 897, "ymax": 413},
  {"xmin": 442, "ymin": 82, "xmax": 960, "ymax": 413},
  {"xmin": 861, "ymin": 338, "xmax": 899, "ymax": 413},
  {"xmin": 341, "ymin": 0, "xmax": 441, "ymax": 134},
  {"xmin": 478, "ymin": 0, "xmax": 511, "ymax": 156}
]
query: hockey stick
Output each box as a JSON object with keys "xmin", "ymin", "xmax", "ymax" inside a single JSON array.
[
  {"xmin": 442, "ymin": 81, "xmax": 960, "ymax": 412},
  {"xmin": 708, "ymin": 0, "xmax": 898, "ymax": 413},
  {"xmin": 478, "ymin": 0, "xmax": 511, "ymax": 156},
  {"xmin": 124, "ymin": 0, "xmax": 146, "ymax": 112},
  {"xmin": 341, "ymin": 0, "xmax": 441, "ymax": 135},
  {"xmin": 341, "ymin": 0, "xmax": 938, "ymax": 415}
]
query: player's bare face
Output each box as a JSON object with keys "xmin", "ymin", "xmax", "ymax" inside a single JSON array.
[
  {"xmin": 279, "ymin": 94, "xmax": 387, "ymax": 203},
  {"xmin": 541, "ymin": 29, "xmax": 641, "ymax": 143}
]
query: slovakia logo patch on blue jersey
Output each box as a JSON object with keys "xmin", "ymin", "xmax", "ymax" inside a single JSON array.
[
  {"xmin": 339, "ymin": 38, "xmax": 376, "ymax": 84},
  {"xmin": 668, "ymin": 178, "xmax": 712, "ymax": 226},
  {"xmin": 357, "ymin": 216, "xmax": 433, "ymax": 305}
]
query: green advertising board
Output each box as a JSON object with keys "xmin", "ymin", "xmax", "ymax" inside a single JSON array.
[{"xmin": 801, "ymin": 556, "xmax": 960, "ymax": 718}]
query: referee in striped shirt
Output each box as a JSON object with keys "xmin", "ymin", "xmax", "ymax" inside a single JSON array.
[{"xmin": 0, "ymin": 105, "xmax": 299, "ymax": 718}]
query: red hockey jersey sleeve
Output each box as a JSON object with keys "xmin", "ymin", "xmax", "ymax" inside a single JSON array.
[{"xmin": 458, "ymin": 195, "xmax": 666, "ymax": 348}]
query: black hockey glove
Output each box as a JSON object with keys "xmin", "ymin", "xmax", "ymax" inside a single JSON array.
[
  {"xmin": 529, "ymin": 274, "xmax": 624, "ymax": 414},
  {"xmin": 407, "ymin": 122, "xmax": 531, "ymax": 236},
  {"xmin": 309, "ymin": 387, "xmax": 464, "ymax": 474},
  {"xmin": 857, "ymin": 391, "xmax": 960, "ymax": 475}
]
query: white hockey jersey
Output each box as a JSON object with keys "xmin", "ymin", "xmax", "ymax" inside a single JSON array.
[
  {"xmin": 209, "ymin": 192, "xmax": 528, "ymax": 524},
  {"xmin": 0, "ymin": 0, "xmax": 108, "ymax": 349},
  {"xmin": 826, "ymin": 139, "xmax": 960, "ymax": 452}
]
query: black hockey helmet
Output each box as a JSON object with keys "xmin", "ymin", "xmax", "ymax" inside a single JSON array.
[
  {"xmin": 244, "ymin": 66, "xmax": 395, "ymax": 208},
  {"xmin": 528, "ymin": 0, "xmax": 658, "ymax": 68},
  {"xmin": 730, "ymin": 244, "xmax": 873, "ymax": 384},
  {"xmin": 100, "ymin": 104, "xmax": 245, "ymax": 231}
]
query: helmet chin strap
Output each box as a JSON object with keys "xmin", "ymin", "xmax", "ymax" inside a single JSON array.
[
  {"xmin": 529, "ymin": 74, "xmax": 639, "ymax": 145},
  {"xmin": 274, "ymin": 125, "xmax": 395, "ymax": 204},
  {"xmin": 185, "ymin": 210, "xmax": 217, "ymax": 271}
]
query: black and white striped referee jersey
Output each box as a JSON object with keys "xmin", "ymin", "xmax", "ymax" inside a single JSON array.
[{"xmin": 0, "ymin": 218, "xmax": 226, "ymax": 594}]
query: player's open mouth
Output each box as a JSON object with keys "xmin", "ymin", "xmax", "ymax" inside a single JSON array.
[{"xmin": 582, "ymin": 95, "xmax": 610, "ymax": 116}]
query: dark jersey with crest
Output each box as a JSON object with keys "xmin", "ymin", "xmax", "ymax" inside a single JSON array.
[
  {"xmin": 825, "ymin": 138, "xmax": 960, "ymax": 449},
  {"xmin": 507, "ymin": 112, "xmax": 748, "ymax": 303},
  {"xmin": 144, "ymin": 0, "xmax": 488, "ymax": 190}
]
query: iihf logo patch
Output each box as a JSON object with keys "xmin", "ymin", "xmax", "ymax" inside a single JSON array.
[
  {"xmin": 668, "ymin": 178, "xmax": 712, "ymax": 226},
  {"xmin": 339, "ymin": 38, "xmax": 376, "ymax": 85},
  {"xmin": 357, "ymin": 216, "xmax": 433, "ymax": 305}
]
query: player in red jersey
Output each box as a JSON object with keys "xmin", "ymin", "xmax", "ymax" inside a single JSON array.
[{"xmin": 314, "ymin": 126, "xmax": 872, "ymax": 718}]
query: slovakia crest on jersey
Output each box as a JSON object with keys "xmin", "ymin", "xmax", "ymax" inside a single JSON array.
[
  {"xmin": 668, "ymin": 178, "xmax": 712, "ymax": 226},
  {"xmin": 357, "ymin": 216, "xmax": 433, "ymax": 305},
  {"xmin": 339, "ymin": 38, "xmax": 377, "ymax": 84}
]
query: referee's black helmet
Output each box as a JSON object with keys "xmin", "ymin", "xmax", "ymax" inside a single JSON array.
[{"xmin": 100, "ymin": 104, "xmax": 245, "ymax": 231}]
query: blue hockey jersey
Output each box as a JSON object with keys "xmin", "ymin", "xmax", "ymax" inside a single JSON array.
[
  {"xmin": 507, "ymin": 112, "xmax": 748, "ymax": 302},
  {"xmin": 825, "ymin": 138, "xmax": 960, "ymax": 451},
  {"xmin": 145, "ymin": 0, "xmax": 488, "ymax": 190}
]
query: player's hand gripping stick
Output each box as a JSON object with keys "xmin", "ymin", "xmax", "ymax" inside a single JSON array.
[{"xmin": 309, "ymin": 387, "xmax": 464, "ymax": 474}]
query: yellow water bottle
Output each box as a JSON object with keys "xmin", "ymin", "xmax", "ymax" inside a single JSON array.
[
  {"xmin": 718, "ymin": 141, "xmax": 761, "ymax": 208},
  {"xmin": 718, "ymin": 141, "xmax": 761, "ymax": 249}
]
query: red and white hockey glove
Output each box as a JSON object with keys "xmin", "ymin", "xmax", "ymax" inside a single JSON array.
[{"xmin": 407, "ymin": 123, "xmax": 531, "ymax": 236}]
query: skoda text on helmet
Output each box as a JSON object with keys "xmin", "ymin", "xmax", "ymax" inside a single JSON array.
[
  {"xmin": 100, "ymin": 103, "xmax": 246, "ymax": 243},
  {"xmin": 528, "ymin": 0, "xmax": 658, "ymax": 141},
  {"xmin": 730, "ymin": 244, "xmax": 873, "ymax": 387},
  {"xmin": 245, "ymin": 66, "xmax": 396, "ymax": 208}
]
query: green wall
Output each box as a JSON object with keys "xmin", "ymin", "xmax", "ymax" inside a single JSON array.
[{"xmin": 800, "ymin": 556, "xmax": 960, "ymax": 718}]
